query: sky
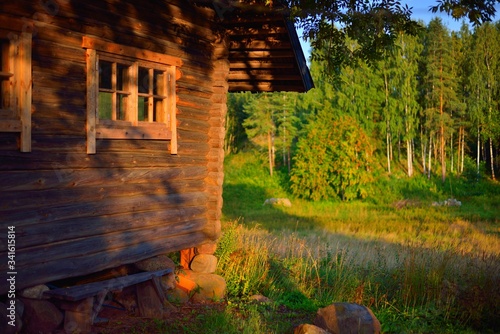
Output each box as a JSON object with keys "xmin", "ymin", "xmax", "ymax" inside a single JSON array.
[{"xmin": 299, "ymin": 0, "xmax": 500, "ymax": 60}]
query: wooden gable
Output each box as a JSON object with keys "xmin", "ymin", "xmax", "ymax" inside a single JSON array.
[{"xmin": 199, "ymin": 1, "xmax": 314, "ymax": 92}]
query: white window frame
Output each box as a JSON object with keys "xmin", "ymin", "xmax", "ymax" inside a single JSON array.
[
  {"xmin": 0, "ymin": 31, "xmax": 32, "ymax": 152},
  {"xmin": 83, "ymin": 37, "xmax": 181, "ymax": 154}
]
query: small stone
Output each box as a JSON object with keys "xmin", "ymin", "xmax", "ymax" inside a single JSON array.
[
  {"xmin": 263, "ymin": 198, "xmax": 292, "ymax": 207},
  {"xmin": 190, "ymin": 254, "xmax": 218, "ymax": 273},
  {"xmin": 314, "ymin": 302, "xmax": 381, "ymax": 334},
  {"xmin": 161, "ymin": 272, "xmax": 177, "ymax": 291},
  {"xmin": 196, "ymin": 242, "xmax": 217, "ymax": 255},
  {"xmin": 20, "ymin": 284, "xmax": 50, "ymax": 299},
  {"xmin": 22, "ymin": 298, "xmax": 63, "ymax": 334},
  {"xmin": 135, "ymin": 254, "xmax": 176, "ymax": 272},
  {"xmin": 112, "ymin": 286, "xmax": 138, "ymax": 314},
  {"xmin": 249, "ymin": 294, "xmax": 272, "ymax": 303},
  {"xmin": 177, "ymin": 270, "xmax": 226, "ymax": 302},
  {"xmin": 167, "ymin": 286, "xmax": 190, "ymax": 305},
  {"xmin": 294, "ymin": 324, "xmax": 330, "ymax": 334}
]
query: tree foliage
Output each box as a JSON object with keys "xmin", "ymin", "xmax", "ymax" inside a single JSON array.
[{"xmin": 290, "ymin": 112, "xmax": 374, "ymax": 201}]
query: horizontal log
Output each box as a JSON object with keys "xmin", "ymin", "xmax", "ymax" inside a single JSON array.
[
  {"xmin": 10, "ymin": 206, "xmax": 207, "ymax": 249},
  {"xmin": 0, "ymin": 165, "xmax": 207, "ymax": 191},
  {"xmin": 0, "ymin": 190, "xmax": 208, "ymax": 228},
  {"xmin": 0, "ymin": 229, "xmax": 210, "ymax": 294}
]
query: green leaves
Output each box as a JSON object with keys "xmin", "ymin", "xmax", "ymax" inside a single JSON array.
[{"xmin": 290, "ymin": 113, "xmax": 374, "ymax": 201}]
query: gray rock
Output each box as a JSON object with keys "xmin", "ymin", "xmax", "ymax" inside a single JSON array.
[
  {"xmin": 294, "ymin": 324, "xmax": 330, "ymax": 334},
  {"xmin": 263, "ymin": 198, "xmax": 292, "ymax": 207},
  {"xmin": 22, "ymin": 298, "xmax": 63, "ymax": 334},
  {"xmin": 190, "ymin": 254, "xmax": 218, "ymax": 274},
  {"xmin": 19, "ymin": 284, "xmax": 49, "ymax": 299},
  {"xmin": 314, "ymin": 302, "xmax": 381, "ymax": 334},
  {"xmin": 135, "ymin": 254, "xmax": 176, "ymax": 272},
  {"xmin": 249, "ymin": 294, "xmax": 272, "ymax": 304}
]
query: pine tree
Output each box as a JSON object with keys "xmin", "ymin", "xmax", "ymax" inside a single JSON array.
[
  {"xmin": 468, "ymin": 23, "xmax": 499, "ymax": 180},
  {"xmin": 421, "ymin": 19, "xmax": 457, "ymax": 182}
]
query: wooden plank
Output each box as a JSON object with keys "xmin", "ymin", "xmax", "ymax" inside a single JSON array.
[
  {"xmin": 0, "ymin": 166, "xmax": 207, "ymax": 191},
  {"xmin": 19, "ymin": 32, "xmax": 31, "ymax": 152},
  {"xmin": 0, "ymin": 150, "xmax": 207, "ymax": 170},
  {"xmin": 82, "ymin": 36, "xmax": 183, "ymax": 67},
  {"xmin": 86, "ymin": 49, "xmax": 97, "ymax": 154},
  {"xmin": 0, "ymin": 119, "xmax": 21, "ymax": 132},
  {"xmin": 0, "ymin": 230, "xmax": 210, "ymax": 294},
  {"xmin": 0, "ymin": 191, "xmax": 208, "ymax": 228},
  {"xmin": 1, "ymin": 177, "xmax": 208, "ymax": 215},
  {"xmin": 2, "ymin": 218, "xmax": 209, "ymax": 270},
  {"xmin": 168, "ymin": 66, "xmax": 178, "ymax": 154},
  {"xmin": 8, "ymin": 207, "xmax": 207, "ymax": 249},
  {"xmin": 44, "ymin": 269, "xmax": 172, "ymax": 301},
  {"xmin": 96, "ymin": 123, "xmax": 172, "ymax": 140}
]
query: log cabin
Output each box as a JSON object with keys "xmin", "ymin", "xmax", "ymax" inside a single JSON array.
[{"xmin": 0, "ymin": 0, "xmax": 312, "ymax": 295}]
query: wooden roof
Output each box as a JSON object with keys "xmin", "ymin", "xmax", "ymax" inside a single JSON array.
[{"xmin": 220, "ymin": 4, "xmax": 314, "ymax": 92}]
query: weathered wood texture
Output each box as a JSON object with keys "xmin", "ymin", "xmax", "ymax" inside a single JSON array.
[{"xmin": 0, "ymin": 0, "xmax": 224, "ymax": 294}]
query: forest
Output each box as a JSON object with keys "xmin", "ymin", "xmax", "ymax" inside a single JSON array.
[{"xmin": 225, "ymin": 18, "xmax": 500, "ymax": 201}]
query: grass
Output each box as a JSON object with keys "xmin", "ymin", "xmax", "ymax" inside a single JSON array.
[
  {"xmin": 215, "ymin": 151, "xmax": 500, "ymax": 333},
  {"xmin": 127, "ymin": 151, "xmax": 499, "ymax": 333}
]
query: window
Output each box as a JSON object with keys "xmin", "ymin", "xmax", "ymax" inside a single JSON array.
[
  {"xmin": 83, "ymin": 37, "xmax": 181, "ymax": 154},
  {"xmin": 0, "ymin": 31, "xmax": 32, "ymax": 152}
]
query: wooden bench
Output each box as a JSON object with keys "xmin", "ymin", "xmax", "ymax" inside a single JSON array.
[{"xmin": 43, "ymin": 268, "xmax": 173, "ymax": 333}]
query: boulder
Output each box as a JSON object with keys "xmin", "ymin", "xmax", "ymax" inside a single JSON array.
[
  {"xmin": 196, "ymin": 242, "xmax": 217, "ymax": 255},
  {"xmin": 161, "ymin": 272, "xmax": 177, "ymax": 291},
  {"xmin": 21, "ymin": 298, "xmax": 63, "ymax": 334},
  {"xmin": 263, "ymin": 198, "xmax": 292, "ymax": 207},
  {"xmin": 134, "ymin": 254, "xmax": 176, "ymax": 272},
  {"xmin": 167, "ymin": 286, "xmax": 190, "ymax": 305},
  {"xmin": 19, "ymin": 284, "xmax": 49, "ymax": 299},
  {"xmin": 190, "ymin": 254, "xmax": 218, "ymax": 274},
  {"xmin": 177, "ymin": 270, "xmax": 226, "ymax": 302},
  {"xmin": 314, "ymin": 302, "xmax": 381, "ymax": 334},
  {"xmin": 249, "ymin": 294, "xmax": 272, "ymax": 304},
  {"xmin": 294, "ymin": 324, "xmax": 330, "ymax": 334}
]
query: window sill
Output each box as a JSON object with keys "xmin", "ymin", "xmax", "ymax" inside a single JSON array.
[{"xmin": 96, "ymin": 121, "xmax": 172, "ymax": 140}]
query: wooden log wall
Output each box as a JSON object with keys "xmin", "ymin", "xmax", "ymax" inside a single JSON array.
[{"xmin": 0, "ymin": 0, "xmax": 226, "ymax": 294}]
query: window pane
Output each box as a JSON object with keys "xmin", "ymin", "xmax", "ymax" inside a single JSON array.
[
  {"xmin": 138, "ymin": 67, "xmax": 149, "ymax": 94},
  {"xmin": 153, "ymin": 70, "xmax": 164, "ymax": 96},
  {"xmin": 117, "ymin": 64, "xmax": 127, "ymax": 91},
  {"xmin": 138, "ymin": 96, "xmax": 147, "ymax": 121},
  {"xmin": 0, "ymin": 40, "xmax": 9, "ymax": 109},
  {"xmin": 99, "ymin": 61, "xmax": 112, "ymax": 89},
  {"xmin": 98, "ymin": 92, "xmax": 112, "ymax": 120}
]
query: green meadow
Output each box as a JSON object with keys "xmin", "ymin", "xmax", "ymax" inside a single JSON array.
[{"xmin": 207, "ymin": 151, "xmax": 500, "ymax": 334}]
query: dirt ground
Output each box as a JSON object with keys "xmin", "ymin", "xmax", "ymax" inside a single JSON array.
[{"xmin": 91, "ymin": 301, "xmax": 225, "ymax": 334}]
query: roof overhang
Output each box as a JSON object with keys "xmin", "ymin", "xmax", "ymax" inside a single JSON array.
[{"xmin": 197, "ymin": 1, "xmax": 314, "ymax": 92}]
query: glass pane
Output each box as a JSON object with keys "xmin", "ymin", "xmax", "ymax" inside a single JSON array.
[
  {"xmin": 98, "ymin": 92, "xmax": 112, "ymax": 120},
  {"xmin": 153, "ymin": 70, "xmax": 164, "ymax": 96},
  {"xmin": 117, "ymin": 64, "xmax": 127, "ymax": 91},
  {"xmin": 138, "ymin": 96, "xmax": 147, "ymax": 121},
  {"xmin": 99, "ymin": 61, "xmax": 112, "ymax": 89},
  {"xmin": 1, "ymin": 40, "xmax": 8, "ymax": 109},
  {"xmin": 138, "ymin": 67, "xmax": 149, "ymax": 94}
]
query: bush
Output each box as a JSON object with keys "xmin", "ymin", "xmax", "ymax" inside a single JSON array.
[{"xmin": 290, "ymin": 113, "xmax": 375, "ymax": 201}]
